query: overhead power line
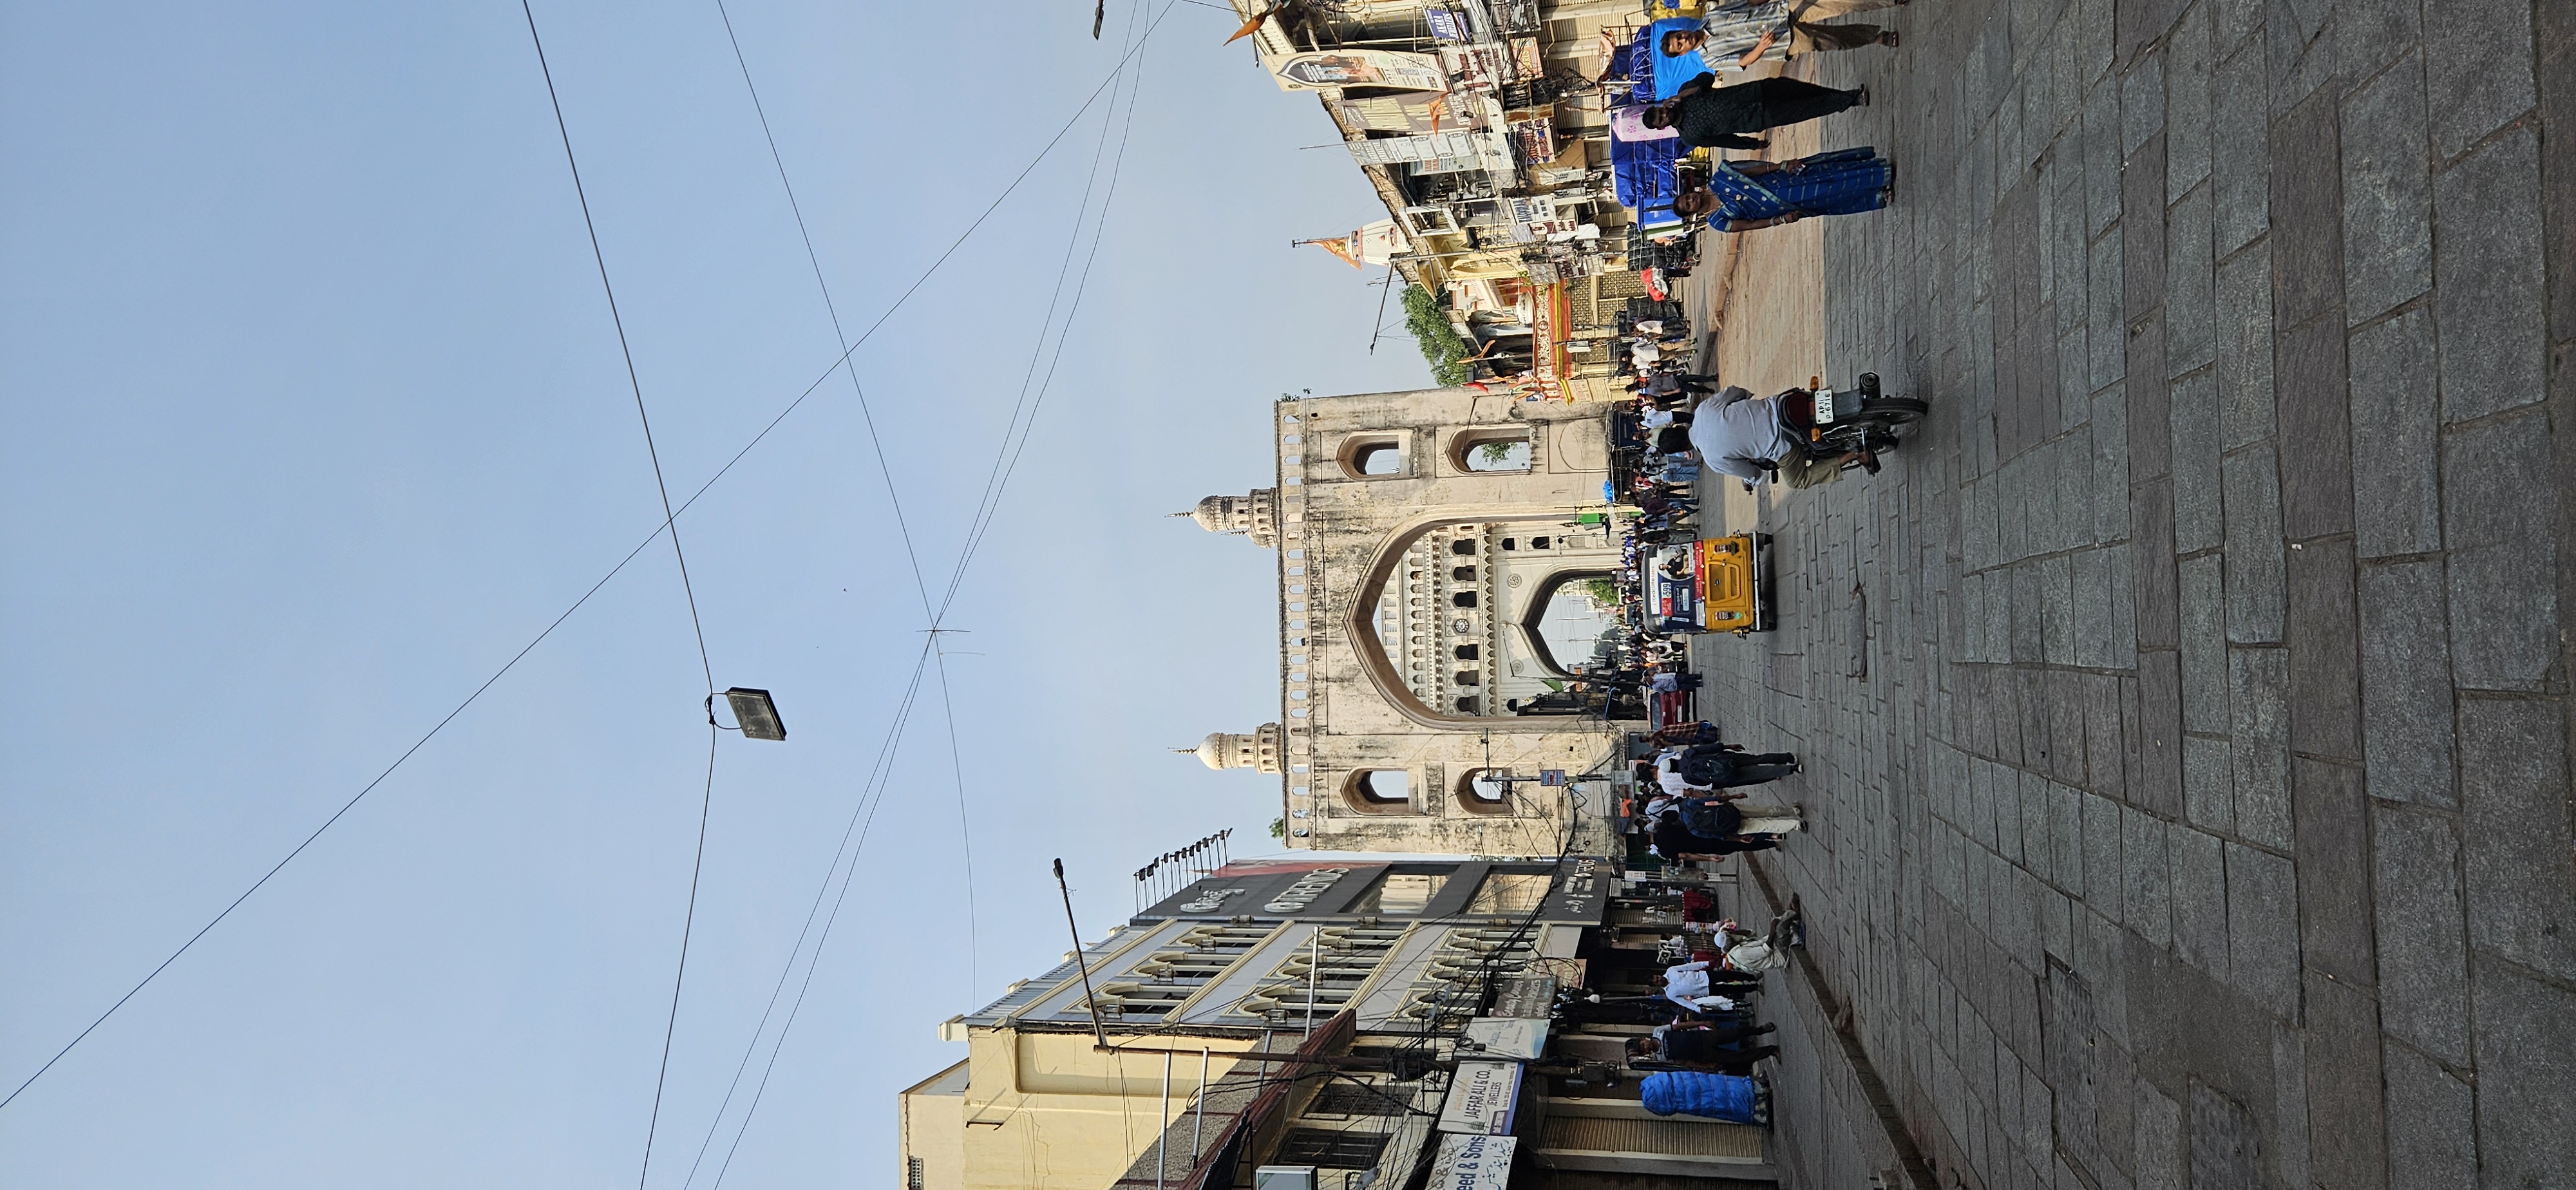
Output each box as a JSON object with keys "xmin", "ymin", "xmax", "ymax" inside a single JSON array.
[
  {"xmin": 683, "ymin": 8, "xmax": 1172, "ymax": 1185},
  {"xmin": 708, "ymin": 0, "xmax": 972, "ymax": 1013},
  {"xmin": 711, "ymin": 0, "xmax": 935, "ymax": 625},
  {"xmin": 674, "ymin": 639, "xmax": 938, "ymax": 1190},
  {"xmin": 512, "ymin": 6, "xmax": 727, "ymax": 1190},
  {"xmin": 0, "ymin": 0, "xmax": 1173, "ymax": 1122}
]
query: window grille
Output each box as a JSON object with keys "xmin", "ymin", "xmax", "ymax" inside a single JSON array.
[
  {"xmin": 907, "ymin": 1157, "xmax": 925, "ymax": 1190},
  {"xmin": 1307, "ymin": 1082, "xmax": 1417, "ymax": 1117},
  {"xmin": 1278, "ymin": 1128, "xmax": 1392, "ymax": 1169}
]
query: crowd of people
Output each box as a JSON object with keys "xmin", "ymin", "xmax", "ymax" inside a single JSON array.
[
  {"xmin": 1606, "ymin": 1, "xmax": 1906, "ymax": 234},
  {"xmin": 1555, "ymin": 874, "xmax": 1810, "ymax": 1126},
  {"xmin": 1632, "ymin": 719, "xmax": 1807, "ymax": 859},
  {"xmin": 1540, "ymin": 718, "xmax": 1818, "ymax": 1124}
]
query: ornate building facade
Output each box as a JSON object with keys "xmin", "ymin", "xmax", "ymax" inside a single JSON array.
[{"xmin": 1186, "ymin": 388, "xmax": 1631, "ymax": 855}]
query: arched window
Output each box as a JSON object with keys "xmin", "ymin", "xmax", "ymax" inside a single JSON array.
[
  {"xmin": 1454, "ymin": 670, "xmax": 1480, "ymax": 686},
  {"xmin": 1343, "ymin": 769, "xmax": 1414, "ymax": 813},
  {"xmin": 1338, "ymin": 435, "xmax": 1408, "ymax": 479},
  {"xmin": 1455, "ymin": 769, "xmax": 1511, "ymax": 814},
  {"xmin": 1454, "ymin": 696, "xmax": 1481, "ymax": 714},
  {"xmin": 1451, "ymin": 591, "xmax": 1477, "ymax": 608},
  {"xmin": 1454, "ymin": 644, "xmax": 1479, "ymax": 661},
  {"xmin": 1450, "ymin": 431, "xmax": 1531, "ymax": 473},
  {"xmin": 1451, "ymin": 565, "xmax": 1475, "ymax": 581},
  {"xmin": 1451, "ymin": 540, "xmax": 1477, "ymax": 556}
]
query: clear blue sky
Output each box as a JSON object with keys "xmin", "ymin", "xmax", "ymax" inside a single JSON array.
[{"xmin": 0, "ymin": 1, "xmax": 1428, "ymax": 1184}]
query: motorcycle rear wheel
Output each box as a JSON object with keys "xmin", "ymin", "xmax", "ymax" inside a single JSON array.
[{"xmin": 1852, "ymin": 396, "xmax": 1929, "ymax": 426}]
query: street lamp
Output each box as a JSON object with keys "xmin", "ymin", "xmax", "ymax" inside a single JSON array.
[{"xmin": 719, "ymin": 687, "xmax": 786, "ymax": 741}]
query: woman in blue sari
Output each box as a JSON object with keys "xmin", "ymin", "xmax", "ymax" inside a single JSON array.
[{"xmin": 1671, "ymin": 147, "xmax": 1893, "ymax": 231}]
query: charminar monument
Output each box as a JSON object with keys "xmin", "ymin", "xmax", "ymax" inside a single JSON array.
[{"xmin": 1181, "ymin": 387, "xmax": 1635, "ymax": 855}]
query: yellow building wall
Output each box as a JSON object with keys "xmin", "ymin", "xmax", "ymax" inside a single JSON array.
[
  {"xmin": 903, "ymin": 1029, "xmax": 1265, "ymax": 1190},
  {"xmin": 899, "ymin": 1061, "xmax": 969, "ymax": 1190}
]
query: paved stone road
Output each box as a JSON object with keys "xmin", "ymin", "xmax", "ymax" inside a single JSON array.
[{"xmin": 1687, "ymin": 0, "xmax": 2576, "ymax": 1186}]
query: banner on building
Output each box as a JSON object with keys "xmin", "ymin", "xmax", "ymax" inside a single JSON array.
[
  {"xmin": 1504, "ymin": 118, "xmax": 1555, "ymax": 167},
  {"xmin": 1337, "ymin": 94, "xmax": 1461, "ymax": 135},
  {"xmin": 1271, "ymin": 50, "xmax": 1446, "ymax": 92},
  {"xmin": 1529, "ymin": 282, "xmax": 1573, "ymax": 401},
  {"xmin": 1347, "ymin": 131, "xmax": 1485, "ymax": 167},
  {"xmin": 1426, "ymin": 1134, "xmax": 1517, "ymax": 1190},
  {"xmin": 1439, "ymin": 44, "xmax": 1516, "ymax": 93},
  {"xmin": 1438, "ymin": 1060, "xmax": 1526, "ymax": 1135}
]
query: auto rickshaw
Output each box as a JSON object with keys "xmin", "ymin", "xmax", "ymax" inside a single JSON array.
[{"xmin": 1649, "ymin": 531, "xmax": 1773, "ymax": 634}]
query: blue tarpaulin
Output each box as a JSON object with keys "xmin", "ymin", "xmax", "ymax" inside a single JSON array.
[
  {"xmin": 1640, "ymin": 1070, "xmax": 1762, "ymax": 1124},
  {"xmin": 1613, "ymin": 133, "xmax": 1687, "ymax": 223}
]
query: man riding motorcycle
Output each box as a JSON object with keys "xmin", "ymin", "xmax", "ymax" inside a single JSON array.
[{"xmin": 1683, "ymin": 384, "xmax": 1877, "ymax": 487}]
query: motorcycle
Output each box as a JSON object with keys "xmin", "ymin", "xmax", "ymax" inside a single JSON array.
[{"xmin": 1777, "ymin": 371, "xmax": 1927, "ymax": 476}]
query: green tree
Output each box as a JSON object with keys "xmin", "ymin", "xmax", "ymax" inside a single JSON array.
[{"xmin": 1401, "ymin": 284, "xmax": 1473, "ymax": 386}]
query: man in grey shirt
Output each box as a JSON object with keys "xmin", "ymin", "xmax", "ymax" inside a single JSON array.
[{"xmin": 1683, "ymin": 385, "xmax": 1871, "ymax": 487}]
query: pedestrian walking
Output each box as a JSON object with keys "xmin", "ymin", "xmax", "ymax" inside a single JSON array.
[
  {"xmin": 1662, "ymin": 958, "xmax": 1766, "ymax": 1010},
  {"xmin": 1656, "ymin": 5, "xmax": 1897, "ymax": 74},
  {"xmin": 1673, "ymin": 147, "xmax": 1895, "ymax": 231},
  {"xmin": 1643, "ymin": 73, "xmax": 1868, "ymax": 150},
  {"xmin": 1678, "ymin": 796, "xmax": 1804, "ymax": 839},
  {"xmin": 1649, "ymin": 813, "xmax": 1781, "ymax": 861}
]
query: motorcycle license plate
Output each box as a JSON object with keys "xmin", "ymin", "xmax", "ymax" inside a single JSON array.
[{"xmin": 1814, "ymin": 388, "xmax": 1841, "ymax": 424}]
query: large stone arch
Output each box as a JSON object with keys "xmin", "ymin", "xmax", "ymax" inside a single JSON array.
[
  {"xmin": 1340, "ymin": 512, "xmax": 1633, "ymax": 729},
  {"xmin": 1510, "ymin": 567, "xmax": 1620, "ymax": 678}
]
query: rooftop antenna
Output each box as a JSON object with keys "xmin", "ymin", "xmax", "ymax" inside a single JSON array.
[{"xmin": 1052, "ymin": 859, "xmax": 1111, "ymax": 1049}]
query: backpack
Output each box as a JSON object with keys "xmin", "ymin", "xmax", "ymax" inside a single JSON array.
[{"xmin": 1677, "ymin": 743, "xmax": 1739, "ymax": 788}]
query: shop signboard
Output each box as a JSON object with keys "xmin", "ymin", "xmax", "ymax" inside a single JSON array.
[
  {"xmin": 1426, "ymin": 1134, "xmax": 1517, "ymax": 1190},
  {"xmin": 1437, "ymin": 1059, "xmax": 1525, "ymax": 1135},
  {"xmin": 1426, "ymin": 8, "xmax": 1468, "ymax": 41},
  {"xmin": 1461, "ymin": 1016, "xmax": 1549, "ymax": 1061},
  {"xmin": 1538, "ymin": 855, "xmax": 1607, "ymax": 920},
  {"xmin": 1144, "ymin": 858, "xmax": 1613, "ymax": 924},
  {"xmin": 1488, "ymin": 974, "xmax": 1558, "ymax": 1018},
  {"xmin": 1139, "ymin": 860, "xmax": 1388, "ymax": 920},
  {"xmin": 1271, "ymin": 50, "xmax": 1447, "ymax": 93}
]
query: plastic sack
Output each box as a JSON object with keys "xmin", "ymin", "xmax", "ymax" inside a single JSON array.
[{"xmin": 1639, "ymin": 1070, "xmax": 1761, "ymax": 1124}]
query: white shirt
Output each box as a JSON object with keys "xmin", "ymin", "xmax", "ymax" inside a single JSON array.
[
  {"xmin": 1609, "ymin": 106, "xmax": 1681, "ymax": 142},
  {"xmin": 1663, "ymin": 960, "xmax": 1737, "ymax": 1009}
]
